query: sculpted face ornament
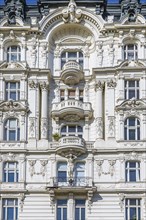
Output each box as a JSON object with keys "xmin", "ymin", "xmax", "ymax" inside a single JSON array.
[{"xmin": 62, "ymin": 0, "xmax": 82, "ymax": 23}]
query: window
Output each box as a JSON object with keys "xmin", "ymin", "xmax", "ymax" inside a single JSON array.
[
  {"xmin": 124, "ymin": 44, "xmax": 138, "ymax": 60},
  {"xmin": 124, "ymin": 118, "xmax": 140, "ymax": 141},
  {"xmin": 57, "ymin": 199, "xmax": 67, "ymax": 220},
  {"xmin": 125, "ymin": 199, "xmax": 141, "ymax": 220},
  {"xmin": 61, "ymin": 125, "xmax": 83, "ymax": 138},
  {"xmin": 3, "ymin": 162, "xmax": 18, "ymax": 182},
  {"xmin": 7, "ymin": 46, "xmax": 21, "ymax": 62},
  {"xmin": 75, "ymin": 199, "xmax": 85, "ymax": 220},
  {"xmin": 60, "ymin": 89, "xmax": 83, "ymax": 101},
  {"xmin": 75, "ymin": 162, "xmax": 85, "ymax": 186},
  {"xmin": 57, "ymin": 162, "xmax": 67, "ymax": 183},
  {"xmin": 6, "ymin": 82, "xmax": 20, "ymax": 101},
  {"xmin": 124, "ymin": 80, "xmax": 139, "ymax": 99},
  {"xmin": 125, "ymin": 161, "xmax": 140, "ymax": 182},
  {"xmin": 2, "ymin": 198, "xmax": 18, "ymax": 220},
  {"xmin": 61, "ymin": 51, "xmax": 83, "ymax": 68},
  {"xmin": 4, "ymin": 119, "xmax": 20, "ymax": 141}
]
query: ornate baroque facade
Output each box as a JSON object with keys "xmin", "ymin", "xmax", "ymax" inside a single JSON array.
[{"xmin": 0, "ymin": 0, "xmax": 146, "ymax": 219}]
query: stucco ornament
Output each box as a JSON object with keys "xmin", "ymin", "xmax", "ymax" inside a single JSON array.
[
  {"xmin": 28, "ymin": 160, "xmax": 36, "ymax": 177},
  {"xmin": 62, "ymin": 0, "xmax": 82, "ymax": 23}
]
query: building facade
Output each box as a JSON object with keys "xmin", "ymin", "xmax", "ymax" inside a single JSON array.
[{"xmin": 0, "ymin": 0, "xmax": 146, "ymax": 219}]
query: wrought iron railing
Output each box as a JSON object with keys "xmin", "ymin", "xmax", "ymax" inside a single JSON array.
[{"xmin": 51, "ymin": 177, "xmax": 92, "ymax": 187}]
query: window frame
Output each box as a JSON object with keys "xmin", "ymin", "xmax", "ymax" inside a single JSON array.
[
  {"xmin": 125, "ymin": 161, "xmax": 140, "ymax": 182},
  {"xmin": 125, "ymin": 198, "xmax": 141, "ymax": 220},
  {"xmin": 4, "ymin": 118, "xmax": 20, "ymax": 141},
  {"xmin": 5, "ymin": 82, "xmax": 20, "ymax": 101},
  {"xmin": 61, "ymin": 51, "xmax": 83, "ymax": 68},
  {"xmin": 7, "ymin": 45, "xmax": 21, "ymax": 62},
  {"xmin": 3, "ymin": 162, "xmax": 19, "ymax": 183},
  {"xmin": 57, "ymin": 199, "xmax": 67, "ymax": 220},
  {"xmin": 124, "ymin": 117, "xmax": 140, "ymax": 141},
  {"xmin": 75, "ymin": 199, "xmax": 85, "ymax": 220},
  {"xmin": 124, "ymin": 80, "xmax": 139, "ymax": 100},
  {"xmin": 61, "ymin": 125, "xmax": 83, "ymax": 138},
  {"xmin": 124, "ymin": 44, "xmax": 138, "ymax": 61},
  {"xmin": 2, "ymin": 198, "xmax": 18, "ymax": 220}
]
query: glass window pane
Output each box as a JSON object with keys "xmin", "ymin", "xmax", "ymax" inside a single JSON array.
[
  {"xmin": 9, "ymin": 120, "xmax": 16, "ymax": 128},
  {"xmin": 129, "ymin": 130, "xmax": 135, "ymax": 140},
  {"xmin": 129, "ymin": 90, "xmax": 135, "ymax": 99},
  {"xmin": 9, "ymin": 131, "xmax": 16, "ymax": 141},
  {"xmin": 68, "ymin": 52, "xmax": 77, "ymax": 58},
  {"xmin": 7, "ymin": 207, "xmax": 14, "ymax": 219},
  {"xmin": 75, "ymin": 209, "xmax": 79, "ymax": 220},
  {"xmin": 8, "ymin": 173, "xmax": 14, "ymax": 182},
  {"xmin": 61, "ymin": 126, "xmax": 66, "ymax": 132},
  {"xmin": 129, "ymin": 118, "xmax": 135, "ymax": 126},
  {"xmin": 10, "ymin": 92, "xmax": 16, "ymax": 100},
  {"xmin": 129, "ymin": 170, "xmax": 136, "ymax": 182},
  {"xmin": 10, "ymin": 83, "xmax": 16, "ymax": 89},
  {"xmin": 68, "ymin": 126, "xmax": 76, "ymax": 132},
  {"xmin": 63, "ymin": 208, "xmax": 67, "ymax": 220},
  {"xmin": 130, "ymin": 207, "xmax": 136, "ymax": 219},
  {"xmin": 81, "ymin": 208, "xmax": 85, "ymax": 220},
  {"xmin": 57, "ymin": 208, "xmax": 61, "ymax": 220},
  {"xmin": 129, "ymin": 162, "xmax": 136, "ymax": 168}
]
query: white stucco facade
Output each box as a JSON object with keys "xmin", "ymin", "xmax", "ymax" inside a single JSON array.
[{"xmin": 0, "ymin": 0, "xmax": 146, "ymax": 219}]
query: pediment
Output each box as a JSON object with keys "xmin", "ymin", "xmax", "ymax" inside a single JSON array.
[
  {"xmin": 0, "ymin": 61, "xmax": 27, "ymax": 70},
  {"xmin": 0, "ymin": 100, "xmax": 29, "ymax": 112},
  {"xmin": 119, "ymin": 60, "xmax": 145, "ymax": 68},
  {"xmin": 115, "ymin": 99, "xmax": 146, "ymax": 111}
]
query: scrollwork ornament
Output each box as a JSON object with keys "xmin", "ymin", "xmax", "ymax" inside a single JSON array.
[
  {"xmin": 40, "ymin": 81, "xmax": 49, "ymax": 90},
  {"xmin": 108, "ymin": 160, "xmax": 116, "ymax": 176},
  {"xmin": 96, "ymin": 160, "xmax": 103, "ymax": 176},
  {"xmin": 19, "ymin": 193, "xmax": 25, "ymax": 212},
  {"xmin": 119, "ymin": 193, "xmax": 125, "ymax": 211},
  {"xmin": 95, "ymin": 81, "xmax": 104, "ymax": 91},
  {"xmin": 88, "ymin": 190, "xmax": 94, "ymax": 212},
  {"xmin": 107, "ymin": 79, "xmax": 116, "ymax": 88},
  {"xmin": 40, "ymin": 160, "xmax": 48, "ymax": 176},
  {"xmin": 28, "ymin": 160, "xmax": 36, "ymax": 177},
  {"xmin": 95, "ymin": 117, "xmax": 103, "ymax": 139},
  {"xmin": 28, "ymin": 81, "xmax": 38, "ymax": 89},
  {"xmin": 108, "ymin": 116, "xmax": 115, "ymax": 137}
]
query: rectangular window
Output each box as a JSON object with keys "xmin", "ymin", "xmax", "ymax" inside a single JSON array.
[
  {"xmin": 125, "ymin": 199, "xmax": 141, "ymax": 220},
  {"xmin": 60, "ymin": 90, "xmax": 65, "ymax": 101},
  {"xmin": 75, "ymin": 199, "xmax": 85, "ymax": 220},
  {"xmin": 3, "ymin": 162, "xmax": 19, "ymax": 182},
  {"xmin": 6, "ymin": 82, "xmax": 20, "ymax": 101},
  {"xmin": 68, "ymin": 90, "xmax": 75, "ymax": 99},
  {"xmin": 125, "ymin": 161, "xmax": 140, "ymax": 182},
  {"xmin": 124, "ymin": 80, "xmax": 139, "ymax": 100},
  {"xmin": 79, "ymin": 90, "xmax": 83, "ymax": 102},
  {"xmin": 2, "ymin": 198, "xmax": 18, "ymax": 220},
  {"xmin": 57, "ymin": 162, "xmax": 67, "ymax": 183},
  {"xmin": 57, "ymin": 199, "xmax": 67, "ymax": 220},
  {"xmin": 75, "ymin": 162, "xmax": 85, "ymax": 186}
]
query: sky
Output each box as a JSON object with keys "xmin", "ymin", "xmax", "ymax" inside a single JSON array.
[{"xmin": 0, "ymin": 0, "xmax": 146, "ymax": 5}]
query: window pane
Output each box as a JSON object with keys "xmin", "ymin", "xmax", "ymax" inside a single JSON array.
[
  {"xmin": 10, "ymin": 83, "xmax": 16, "ymax": 89},
  {"xmin": 10, "ymin": 92, "xmax": 16, "ymax": 100},
  {"xmin": 8, "ymin": 173, "xmax": 14, "ymax": 182},
  {"xmin": 75, "ymin": 209, "xmax": 79, "ymax": 220},
  {"xmin": 129, "ymin": 130, "xmax": 135, "ymax": 140},
  {"xmin": 7, "ymin": 207, "xmax": 14, "ymax": 219},
  {"xmin": 129, "ymin": 162, "xmax": 136, "ymax": 168},
  {"xmin": 57, "ymin": 208, "xmax": 61, "ymax": 220},
  {"xmin": 68, "ymin": 126, "xmax": 76, "ymax": 132},
  {"xmin": 129, "ymin": 81, "xmax": 135, "ymax": 87},
  {"xmin": 63, "ymin": 208, "xmax": 67, "ymax": 220},
  {"xmin": 9, "ymin": 131, "xmax": 16, "ymax": 141},
  {"xmin": 9, "ymin": 120, "xmax": 16, "ymax": 128},
  {"xmin": 129, "ymin": 170, "xmax": 136, "ymax": 182},
  {"xmin": 81, "ymin": 208, "xmax": 85, "ymax": 220},
  {"xmin": 130, "ymin": 207, "xmax": 136, "ymax": 219},
  {"xmin": 129, "ymin": 90, "xmax": 135, "ymax": 99},
  {"xmin": 129, "ymin": 118, "xmax": 135, "ymax": 126}
]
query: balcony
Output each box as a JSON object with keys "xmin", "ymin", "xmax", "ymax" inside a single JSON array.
[
  {"xmin": 49, "ymin": 177, "xmax": 94, "ymax": 193},
  {"xmin": 61, "ymin": 61, "xmax": 84, "ymax": 85},
  {"xmin": 52, "ymin": 99, "xmax": 92, "ymax": 120},
  {"xmin": 56, "ymin": 136, "xmax": 86, "ymax": 156}
]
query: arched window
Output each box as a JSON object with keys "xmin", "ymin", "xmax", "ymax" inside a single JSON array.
[
  {"xmin": 7, "ymin": 46, "xmax": 21, "ymax": 62},
  {"xmin": 61, "ymin": 125, "xmax": 83, "ymax": 138},
  {"xmin": 124, "ymin": 44, "xmax": 137, "ymax": 60},
  {"xmin": 4, "ymin": 119, "xmax": 20, "ymax": 141},
  {"xmin": 61, "ymin": 51, "xmax": 83, "ymax": 68},
  {"xmin": 124, "ymin": 117, "xmax": 140, "ymax": 140}
]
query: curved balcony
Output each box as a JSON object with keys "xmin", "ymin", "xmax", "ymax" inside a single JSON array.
[
  {"xmin": 61, "ymin": 61, "xmax": 84, "ymax": 85},
  {"xmin": 56, "ymin": 136, "xmax": 86, "ymax": 156},
  {"xmin": 52, "ymin": 99, "xmax": 92, "ymax": 120}
]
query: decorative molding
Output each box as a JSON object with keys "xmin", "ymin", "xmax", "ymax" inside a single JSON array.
[
  {"xmin": 19, "ymin": 193, "xmax": 25, "ymax": 212},
  {"xmin": 96, "ymin": 160, "xmax": 103, "ymax": 176},
  {"xmin": 40, "ymin": 160, "xmax": 48, "ymax": 176},
  {"xmin": 40, "ymin": 81, "xmax": 49, "ymax": 90},
  {"xmin": 95, "ymin": 117, "xmax": 103, "ymax": 139},
  {"xmin": 62, "ymin": 0, "xmax": 82, "ymax": 23},
  {"xmin": 28, "ymin": 80, "xmax": 38, "ymax": 89},
  {"xmin": 41, "ymin": 118, "xmax": 48, "ymax": 139},
  {"xmin": 107, "ymin": 79, "xmax": 116, "ymax": 88},
  {"xmin": 29, "ymin": 117, "xmax": 36, "ymax": 138},
  {"xmin": 108, "ymin": 160, "xmax": 116, "ymax": 176},
  {"xmin": 88, "ymin": 190, "xmax": 94, "ymax": 212},
  {"xmin": 3, "ymin": 153, "xmax": 16, "ymax": 161},
  {"xmin": 95, "ymin": 81, "xmax": 104, "ymax": 91},
  {"xmin": 119, "ymin": 193, "xmax": 125, "ymax": 211},
  {"xmin": 28, "ymin": 160, "xmax": 36, "ymax": 177},
  {"xmin": 0, "ymin": 100, "xmax": 29, "ymax": 112},
  {"xmin": 108, "ymin": 116, "xmax": 115, "ymax": 138},
  {"xmin": 63, "ymin": 114, "xmax": 80, "ymax": 122},
  {"xmin": 116, "ymin": 99, "xmax": 146, "ymax": 112}
]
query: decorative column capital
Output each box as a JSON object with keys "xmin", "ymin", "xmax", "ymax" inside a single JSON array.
[
  {"xmin": 95, "ymin": 81, "xmax": 104, "ymax": 91},
  {"xmin": 28, "ymin": 80, "xmax": 38, "ymax": 89},
  {"xmin": 107, "ymin": 79, "xmax": 116, "ymax": 88},
  {"xmin": 40, "ymin": 81, "xmax": 49, "ymax": 90}
]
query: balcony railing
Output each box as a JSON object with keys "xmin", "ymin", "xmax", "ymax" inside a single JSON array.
[
  {"xmin": 62, "ymin": 61, "xmax": 82, "ymax": 72},
  {"xmin": 59, "ymin": 136, "xmax": 85, "ymax": 148},
  {"xmin": 51, "ymin": 177, "xmax": 92, "ymax": 187},
  {"xmin": 52, "ymin": 100, "xmax": 92, "ymax": 112}
]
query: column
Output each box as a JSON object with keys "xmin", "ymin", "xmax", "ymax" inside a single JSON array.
[
  {"xmin": 68, "ymin": 193, "xmax": 74, "ymax": 220},
  {"xmin": 118, "ymin": 76, "xmax": 124, "ymax": 100},
  {"xmin": 0, "ymin": 74, "xmax": 4, "ymax": 101},
  {"xmin": 107, "ymin": 79, "xmax": 116, "ymax": 138},
  {"xmin": 40, "ymin": 81, "xmax": 49, "ymax": 139},
  {"xmin": 86, "ymin": 154, "xmax": 93, "ymax": 186},
  {"xmin": 28, "ymin": 80, "xmax": 38, "ymax": 139},
  {"xmin": 84, "ymin": 116, "xmax": 89, "ymax": 141},
  {"xmin": 20, "ymin": 74, "xmax": 27, "ymax": 100},
  {"xmin": 95, "ymin": 80, "xmax": 104, "ymax": 139}
]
